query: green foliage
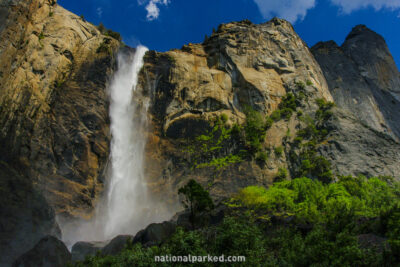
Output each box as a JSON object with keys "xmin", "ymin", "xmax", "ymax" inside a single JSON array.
[
  {"xmin": 268, "ymin": 92, "xmax": 301, "ymax": 123},
  {"xmin": 98, "ymin": 22, "xmax": 106, "ymax": 33},
  {"xmin": 274, "ymin": 146, "xmax": 284, "ymax": 157},
  {"xmin": 219, "ymin": 114, "xmax": 228, "ymax": 123},
  {"xmin": 196, "ymin": 154, "xmax": 242, "ymax": 170},
  {"xmin": 77, "ymin": 176, "xmax": 399, "ymax": 266},
  {"xmin": 276, "ymin": 167, "xmax": 288, "ymax": 181},
  {"xmin": 80, "ymin": 14, "xmax": 85, "ymax": 21},
  {"xmin": 296, "ymin": 80, "xmax": 306, "ymax": 90},
  {"xmin": 185, "ymin": 119, "xmax": 243, "ymax": 171},
  {"xmin": 316, "ymin": 98, "xmax": 335, "ymax": 123},
  {"xmin": 105, "ymin": 30, "xmax": 122, "ymax": 42},
  {"xmin": 38, "ymin": 32, "xmax": 44, "ymax": 40},
  {"xmin": 292, "ymin": 99, "xmax": 336, "ymax": 183},
  {"xmin": 243, "ymin": 106, "xmax": 266, "ymax": 154},
  {"xmin": 306, "ymin": 79, "xmax": 313, "ymax": 86},
  {"xmin": 178, "ymin": 179, "xmax": 214, "ymax": 228},
  {"xmin": 234, "ymin": 176, "xmax": 400, "ymax": 225},
  {"xmin": 211, "ymin": 216, "xmax": 266, "ymax": 266},
  {"xmin": 269, "ymin": 110, "xmax": 281, "ymax": 122},
  {"xmin": 97, "ymin": 22, "xmax": 122, "ymax": 42},
  {"xmin": 49, "ymin": 11, "xmax": 54, "ymax": 17},
  {"xmin": 255, "ymin": 151, "xmax": 268, "ymax": 163},
  {"xmin": 96, "ymin": 40, "xmax": 110, "ymax": 54}
]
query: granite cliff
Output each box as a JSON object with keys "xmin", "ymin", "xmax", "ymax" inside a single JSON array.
[
  {"xmin": 0, "ymin": 0, "xmax": 119, "ymax": 264},
  {"xmin": 0, "ymin": 0, "xmax": 399, "ymax": 265}
]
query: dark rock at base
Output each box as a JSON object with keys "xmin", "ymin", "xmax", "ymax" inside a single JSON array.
[
  {"xmin": 13, "ymin": 236, "xmax": 71, "ymax": 267},
  {"xmin": 102, "ymin": 235, "xmax": 134, "ymax": 256},
  {"xmin": 133, "ymin": 222, "xmax": 176, "ymax": 247},
  {"xmin": 0, "ymin": 161, "xmax": 60, "ymax": 266},
  {"xmin": 71, "ymin": 240, "xmax": 109, "ymax": 262}
]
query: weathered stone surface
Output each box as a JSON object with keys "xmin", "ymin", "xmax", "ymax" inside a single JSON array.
[
  {"xmin": 71, "ymin": 240, "xmax": 108, "ymax": 262},
  {"xmin": 0, "ymin": 0, "xmax": 119, "ymax": 217},
  {"xmin": 139, "ymin": 18, "xmax": 334, "ymax": 201},
  {"xmin": 13, "ymin": 236, "xmax": 71, "ymax": 267},
  {"xmin": 0, "ymin": 0, "xmax": 119, "ymax": 264},
  {"xmin": 101, "ymin": 235, "xmax": 134, "ymax": 256},
  {"xmin": 0, "ymin": 162, "xmax": 60, "ymax": 266},
  {"xmin": 132, "ymin": 221, "xmax": 176, "ymax": 247},
  {"xmin": 318, "ymin": 109, "xmax": 400, "ymax": 178},
  {"xmin": 312, "ymin": 25, "xmax": 400, "ymax": 140}
]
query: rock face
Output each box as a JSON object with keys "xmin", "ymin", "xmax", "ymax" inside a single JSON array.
[
  {"xmin": 139, "ymin": 19, "xmax": 400, "ymax": 202},
  {"xmin": 0, "ymin": 161, "xmax": 60, "ymax": 266},
  {"xmin": 1, "ymin": 1, "xmax": 400, "ymax": 264},
  {"xmin": 13, "ymin": 236, "xmax": 71, "ymax": 267},
  {"xmin": 312, "ymin": 25, "xmax": 400, "ymax": 140},
  {"xmin": 0, "ymin": 0, "xmax": 119, "ymax": 264},
  {"xmin": 318, "ymin": 109, "xmax": 400, "ymax": 177},
  {"xmin": 139, "ymin": 18, "xmax": 335, "ymax": 200}
]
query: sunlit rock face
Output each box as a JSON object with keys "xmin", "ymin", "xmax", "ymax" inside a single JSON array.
[
  {"xmin": 0, "ymin": 0, "xmax": 119, "ymax": 217},
  {"xmin": 1, "ymin": 0, "xmax": 400, "ymax": 263},
  {"xmin": 0, "ymin": 0, "xmax": 118, "ymax": 263},
  {"xmin": 140, "ymin": 19, "xmax": 400, "ymax": 201},
  {"xmin": 312, "ymin": 25, "xmax": 400, "ymax": 140}
]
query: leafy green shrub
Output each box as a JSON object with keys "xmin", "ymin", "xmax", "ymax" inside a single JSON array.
[
  {"xmin": 270, "ymin": 110, "xmax": 281, "ymax": 122},
  {"xmin": 234, "ymin": 176, "xmax": 400, "ymax": 225},
  {"xmin": 316, "ymin": 98, "xmax": 335, "ymax": 122},
  {"xmin": 255, "ymin": 151, "xmax": 268, "ymax": 163},
  {"xmin": 75, "ymin": 176, "xmax": 399, "ymax": 267},
  {"xmin": 296, "ymin": 81, "xmax": 306, "ymax": 90},
  {"xmin": 274, "ymin": 146, "xmax": 284, "ymax": 157},
  {"xmin": 276, "ymin": 167, "xmax": 288, "ymax": 181},
  {"xmin": 306, "ymin": 80, "xmax": 313, "ymax": 86},
  {"xmin": 178, "ymin": 179, "xmax": 214, "ymax": 229},
  {"xmin": 97, "ymin": 22, "xmax": 122, "ymax": 42},
  {"xmin": 220, "ymin": 114, "xmax": 228, "ymax": 123},
  {"xmin": 243, "ymin": 106, "xmax": 266, "ymax": 155},
  {"xmin": 38, "ymin": 32, "xmax": 44, "ymax": 40},
  {"xmin": 105, "ymin": 30, "xmax": 122, "ymax": 42}
]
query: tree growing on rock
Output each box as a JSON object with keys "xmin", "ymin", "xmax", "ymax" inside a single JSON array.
[{"xmin": 178, "ymin": 179, "xmax": 214, "ymax": 229}]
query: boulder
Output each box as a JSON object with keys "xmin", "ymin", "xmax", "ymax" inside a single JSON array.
[
  {"xmin": 13, "ymin": 236, "xmax": 71, "ymax": 267},
  {"xmin": 101, "ymin": 235, "xmax": 134, "ymax": 256},
  {"xmin": 71, "ymin": 240, "xmax": 109, "ymax": 262},
  {"xmin": 133, "ymin": 221, "xmax": 176, "ymax": 247}
]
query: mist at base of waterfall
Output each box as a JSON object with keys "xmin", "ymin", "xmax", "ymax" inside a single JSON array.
[{"xmin": 59, "ymin": 46, "xmax": 176, "ymax": 248}]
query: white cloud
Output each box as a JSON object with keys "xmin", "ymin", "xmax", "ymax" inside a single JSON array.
[
  {"xmin": 96, "ymin": 7, "xmax": 103, "ymax": 18},
  {"xmin": 138, "ymin": 0, "xmax": 170, "ymax": 21},
  {"xmin": 253, "ymin": 0, "xmax": 316, "ymax": 23},
  {"xmin": 330, "ymin": 0, "xmax": 400, "ymax": 13}
]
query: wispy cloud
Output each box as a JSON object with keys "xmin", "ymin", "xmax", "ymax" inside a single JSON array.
[
  {"xmin": 96, "ymin": 7, "xmax": 103, "ymax": 18},
  {"xmin": 138, "ymin": 0, "xmax": 170, "ymax": 21},
  {"xmin": 253, "ymin": 0, "xmax": 316, "ymax": 23},
  {"xmin": 330, "ymin": 0, "xmax": 400, "ymax": 13}
]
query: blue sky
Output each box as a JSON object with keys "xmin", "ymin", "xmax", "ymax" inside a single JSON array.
[{"xmin": 58, "ymin": 0, "xmax": 400, "ymax": 67}]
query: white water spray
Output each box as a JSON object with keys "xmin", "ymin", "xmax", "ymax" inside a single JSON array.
[
  {"xmin": 60, "ymin": 46, "xmax": 175, "ymax": 246},
  {"xmin": 104, "ymin": 45, "xmax": 150, "ymax": 237}
]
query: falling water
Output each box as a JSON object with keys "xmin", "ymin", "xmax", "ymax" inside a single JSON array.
[
  {"xmin": 104, "ymin": 45, "xmax": 150, "ymax": 237},
  {"xmin": 60, "ymin": 46, "xmax": 175, "ymax": 246}
]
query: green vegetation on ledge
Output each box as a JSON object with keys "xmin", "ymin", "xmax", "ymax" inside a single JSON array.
[{"xmin": 74, "ymin": 176, "xmax": 400, "ymax": 266}]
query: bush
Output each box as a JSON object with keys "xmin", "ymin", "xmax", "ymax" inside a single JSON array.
[
  {"xmin": 243, "ymin": 106, "xmax": 266, "ymax": 155},
  {"xmin": 270, "ymin": 110, "xmax": 281, "ymax": 121},
  {"xmin": 255, "ymin": 151, "xmax": 268, "ymax": 163},
  {"xmin": 274, "ymin": 146, "xmax": 284, "ymax": 157},
  {"xmin": 76, "ymin": 176, "xmax": 399, "ymax": 266},
  {"xmin": 178, "ymin": 179, "xmax": 214, "ymax": 229},
  {"xmin": 276, "ymin": 167, "xmax": 288, "ymax": 181}
]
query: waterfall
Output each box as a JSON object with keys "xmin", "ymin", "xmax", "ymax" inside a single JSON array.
[
  {"xmin": 104, "ymin": 45, "xmax": 150, "ymax": 238},
  {"xmin": 59, "ymin": 46, "xmax": 175, "ymax": 247}
]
